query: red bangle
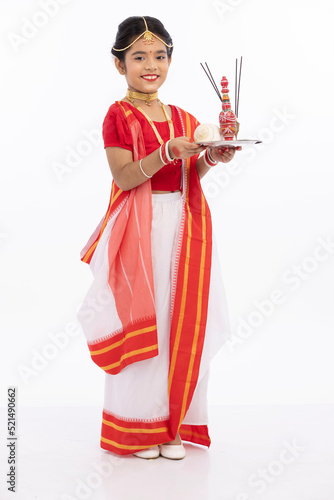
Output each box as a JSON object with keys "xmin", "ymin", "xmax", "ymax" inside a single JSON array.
[
  {"xmin": 204, "ymin": 148, "xmax": 217, "ymax": 167},
  {"xmin": 165, "ymin": 140, "xmax": 173, "ymax": 162},
  {"xmin": 160, "ymin": 143, "xmax": 169, "ymax": 165}
]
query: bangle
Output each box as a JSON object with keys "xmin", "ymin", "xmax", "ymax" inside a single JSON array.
[
  {"xmin": 159, "ymin": 144, "xmax": 168, "ymax": 165},
  {"xmin": 139, "ymin": 159, "xmax": 152, "ymax": 178},
  {"xmin": 207, "ymin": 148, "xmax": 218, "ymax": 164},
  {"xmin": 203, "ymin": 148, "xmax": 218, "ymax": 168},
  {"xmin": 160, "ymin": 143, "xmax": 169, "ymax": 165},
  {"xmin": 165, "ymin": 140, "xmax": 173, "ymax": 162}
]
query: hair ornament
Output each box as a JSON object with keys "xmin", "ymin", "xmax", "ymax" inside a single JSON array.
[{"xmin": 112, "ymin": 16, "xmax": 173, "ymax": 52}]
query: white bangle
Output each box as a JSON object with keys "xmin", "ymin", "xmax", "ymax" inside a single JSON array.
[
  {"xmin": 165, "ymin": 140, "xmax": 174, "ymax": 162},
  {"xmin": 207, "ymin": 147, "xmax": 218, "ymax": 164},
  {"xmin": 203, "ymin": 153, "xmax": 213, "ymax": 168},
  {"xmin": 139, "ymin": 159, "xmax": 152, "ymax": 178},
  {"xmin": 159, "ymin": 145, "xmax": 168, "ymax": 165},
  {"xmin": 203, "ymin": 149, "xmax": 218, "ymax": 168}
]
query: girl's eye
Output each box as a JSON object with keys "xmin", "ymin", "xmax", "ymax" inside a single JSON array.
[{"xmin": 133, "ymin": 55, "xmax": 166, "ymax": 61}]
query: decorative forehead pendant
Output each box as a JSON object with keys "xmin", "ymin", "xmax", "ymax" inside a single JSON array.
[{"xmin": 143, "ymin": 30, "xmax": 154, "ymax": 45}]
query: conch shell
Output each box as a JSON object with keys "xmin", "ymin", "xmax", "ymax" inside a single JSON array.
[{"xmin": 194, "ymin": 123, "xmax": 222, "ymax": 143}]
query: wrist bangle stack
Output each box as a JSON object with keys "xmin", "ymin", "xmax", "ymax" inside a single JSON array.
[
  {"xmin": 207, "ymin": 148, "xmax": 217, "ymax": 164},
  {"xmin": 204, "ymin": 148, "xmax": 218, "ymax": 168},
  {"xmin": 159, "ymin": 141, "xmax": 177, "ymax": 166},
  {"xmin": 159, "ymin": 143, "xmax": 169, "ymax": 165},
  {"xmin": 165, "ymin": 140, "xmax": 173, "ymax": 162},
  {"xmin": 139, "ymin": 159, "xmax": 152, "ymax": 178}
]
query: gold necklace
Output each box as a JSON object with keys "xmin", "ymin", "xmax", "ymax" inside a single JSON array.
[
  {"xmin": 126, "ymin": 89, "xmax": 158, "ymax": 106},
  {"xmin": 127, "ymin": 98, "xmax": 175, "ymax": 146}
]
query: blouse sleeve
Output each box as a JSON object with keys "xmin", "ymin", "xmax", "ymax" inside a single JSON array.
[{"xmin": 102, "ymin": 106, "xmax": 133, "ymax": 151}]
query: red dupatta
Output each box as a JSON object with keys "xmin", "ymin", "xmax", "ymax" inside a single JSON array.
[{"xmin": 80, "ymin": 102, "xmax": 213, "ymax": 453}]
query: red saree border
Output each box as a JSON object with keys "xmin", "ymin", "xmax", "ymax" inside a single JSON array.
[
  {"xmin": 179, "ymin": 424, "xmax": 211, "ymax": 448},
  {"xmin": 88, "ymin": 317, "xmax": 158, "ymax": 375},
  {"xmin": 100, "ymin": 411, "xmax": 211, "ymax": 455},
  {"xmin": 167, "ymin": 107, "xmax": 213, "ymax": 439}
]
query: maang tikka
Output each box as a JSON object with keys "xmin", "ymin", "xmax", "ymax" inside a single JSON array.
[{"xmin": 112, "ymin": 17, "xmax": 173, "ymax": 52}]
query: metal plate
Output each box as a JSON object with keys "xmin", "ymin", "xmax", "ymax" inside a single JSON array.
[{"xmin": 194, "ymin": 139, "xmax": 262, "ymax": 146}]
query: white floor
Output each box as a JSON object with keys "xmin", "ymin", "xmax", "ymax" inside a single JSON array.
[{"xmin": 1, "ymin": 404, "xmax": 333, "ymax": 500}]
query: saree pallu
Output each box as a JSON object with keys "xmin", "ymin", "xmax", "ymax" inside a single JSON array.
[{"xmin": 77, "ymin": 102, "xmax": 231, "ymax": 455}]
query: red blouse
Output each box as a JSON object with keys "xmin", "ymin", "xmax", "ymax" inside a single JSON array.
[{"xmin": 102, "ymin": 102, "xmax": 185, "ymax": 191}]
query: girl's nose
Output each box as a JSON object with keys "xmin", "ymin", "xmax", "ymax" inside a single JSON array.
[{"xmin": 145, "ymin": 57, "xmax": 157, "ymax": 70}]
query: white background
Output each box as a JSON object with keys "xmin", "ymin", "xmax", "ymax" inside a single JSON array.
[{"xmin": 1, "ymin": 0, "xmax": 333, "ymax": 410}]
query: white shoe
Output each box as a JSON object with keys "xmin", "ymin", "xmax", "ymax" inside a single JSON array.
[
  {"xmin": 133, "ymin": 446, "xmax": 160, "ymax": 459},
  {"xmin": 159, "ymin": 443, "xmax": 186, "ymax": 460}
]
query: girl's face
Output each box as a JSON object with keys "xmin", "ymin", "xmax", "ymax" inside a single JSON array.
[{"xmin": 115, "ymin": 37, "xmax": 171, "ymax": 94}]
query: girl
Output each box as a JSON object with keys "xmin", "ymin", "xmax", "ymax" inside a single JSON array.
[{"xmin": 77, "ymin": 15, "xmax": 237, "ymax": 460}]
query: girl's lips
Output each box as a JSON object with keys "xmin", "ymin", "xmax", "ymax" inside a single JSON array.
[{"xmin": 141, "ymin": 75, "xmax": 159, "ymax": 81}]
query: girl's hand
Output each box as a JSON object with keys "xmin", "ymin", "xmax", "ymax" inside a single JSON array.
[
  {"xmin": 168, "ymin": 137, "xmax": 205, "ymax": 160},
  {"xmin": 210, "ymin": 145, "xmax": 242, "ymax": 163}
]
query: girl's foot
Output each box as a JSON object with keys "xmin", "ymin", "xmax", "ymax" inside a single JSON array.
[
  {"xmin": 159, "ymin": 443, "xmax": 186, "ymax": 460},
  {"xmin": 159, "ymin": 432, "xmax": 186, "ymax": 459},
  {"xmin": 133, "ymin": 446, "xmax": 160, "ymax": 459}
]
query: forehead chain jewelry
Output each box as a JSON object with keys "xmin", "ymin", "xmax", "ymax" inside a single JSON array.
[{"xmin": 112, "ymin": 17, "xmax": 173, "ymax": 52}]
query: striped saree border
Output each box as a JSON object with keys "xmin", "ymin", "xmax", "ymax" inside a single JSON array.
[
  {"xmin": 87, "ymin": 317, "xmax": 158, "ymax": 374},
  {"xmin": 179, "ymin": 424, "xmax": 211, "ymax": 447},
  {"xmin": 168, "ymin": 107, "xmax": 213, "ymax": 440},
  {"xmin": 101, "ymin": 411, "xmax": 172, "ymax": 455},
  {"xmin": 100, "ymin": 412, "xmax": 211, "ymax": 454}
]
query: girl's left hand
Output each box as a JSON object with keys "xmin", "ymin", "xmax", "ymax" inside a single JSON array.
[{"xmin": 209, "ymin": 146, "xmax": 242, "ymax": 163}]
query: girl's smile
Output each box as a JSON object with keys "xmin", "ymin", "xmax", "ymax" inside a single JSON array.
[{"xmin": 141, "ymin": 74, "xmax": 159, "ymax": 81}]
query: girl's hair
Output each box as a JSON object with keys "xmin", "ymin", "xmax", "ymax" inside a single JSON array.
[{"xmin": 111, "ymin": 16, "xmax": 173, "ymax": 62}]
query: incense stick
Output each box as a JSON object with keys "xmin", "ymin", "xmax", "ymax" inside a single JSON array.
[
  {"xmin": 235, "ymin": 58, "xmax": 238, "ymax": 116},
  {"xmin": 200, "ymin": 62, "xmax": 222, "ymax": 102},
  {"xmin": 236, "ymin": 56, "xmax": 243, "ymax": 117},
  {"xmin": 200, "ymin": 62, "xmax": 222, "ymax": 101},
  {"xmin": 205, "ymin": 62, "xmax": 221, "ymax": 100}
]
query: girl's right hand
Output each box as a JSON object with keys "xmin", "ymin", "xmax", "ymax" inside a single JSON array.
[{"xmin": 168, "ymin": 137, "xmax": 205, "ymax": 160}]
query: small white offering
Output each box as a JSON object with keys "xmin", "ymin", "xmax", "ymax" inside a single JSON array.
[{"xmin": 193, "ymin": 123, "xmax": 222, "ymax": 143}]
